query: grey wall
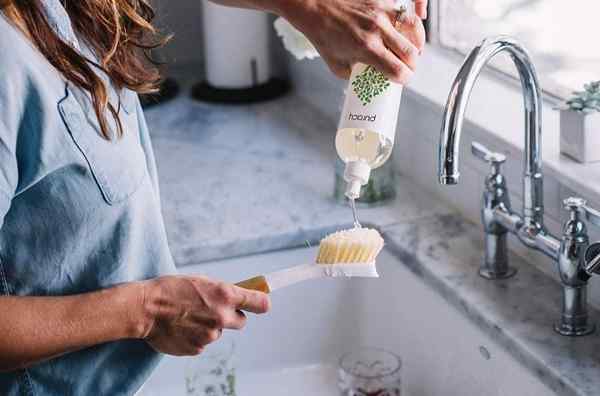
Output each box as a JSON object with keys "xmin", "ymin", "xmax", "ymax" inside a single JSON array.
[
  {"xmin": 151, "ymin": 1, "xmax": 288, "ymax": 79},
  {"xmin": 153, "ymin": 0, "xmax": 204, "ymax": 65}
]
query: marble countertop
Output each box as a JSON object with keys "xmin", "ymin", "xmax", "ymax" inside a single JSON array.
[
  {"xmin": 145, "ymin": 93, "xmax": 600, "ymax": 396},
  {"xmin": 144, "ymin": 93, "xmax": 451, "ymax": 266},
  {"xmin": 382, "ymin": 215, "xmax": 600, "ymax": 396}
]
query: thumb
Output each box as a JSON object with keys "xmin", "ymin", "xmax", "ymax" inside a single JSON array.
[{"xmin": 232, "ymin": 286, "xmax": 271, "ymax": 314}]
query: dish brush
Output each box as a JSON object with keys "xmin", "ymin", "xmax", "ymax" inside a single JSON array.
[{"xmin": 236, "ymin": 227, "xmax": 384, "ymax": 293}]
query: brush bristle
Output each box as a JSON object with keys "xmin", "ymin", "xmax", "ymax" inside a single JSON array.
[{"xmin": 316, "ymin": 228, "xmax": 384, "ymax": 264}]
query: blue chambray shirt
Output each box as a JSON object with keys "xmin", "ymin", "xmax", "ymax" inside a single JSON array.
[{"xmin": 0, "ymin": 2, "xmax": 177, "ymax": 395}]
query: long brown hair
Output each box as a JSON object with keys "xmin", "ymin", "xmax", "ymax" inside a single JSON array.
[{"xmin": 0, "ymin": 0, "xmax": 169, "ymax": 139}]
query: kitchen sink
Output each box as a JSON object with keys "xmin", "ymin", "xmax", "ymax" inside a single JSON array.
[{"xmin": 139, "ymin": 246, "xmax": 554, "ymax": 395}]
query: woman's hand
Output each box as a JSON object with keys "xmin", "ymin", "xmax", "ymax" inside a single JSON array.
[
  {"xmin": 140, "ymin": 276, "xmax": 270, "ymax": 356},
  {"xmin": 278, "ymin": 0, "xmax": 427, "ymax": 83}
]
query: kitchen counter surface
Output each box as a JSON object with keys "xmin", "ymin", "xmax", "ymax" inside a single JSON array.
[
  {"xmin": 144, "ymin": 93, "xmax": 451, "ymax": 266},
  {"xmin": 145, "ymin": 92, "xmax": 600, "ymax": 396}
]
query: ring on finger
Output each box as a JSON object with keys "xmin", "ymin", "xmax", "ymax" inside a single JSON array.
[{"xmin": 394, "ymin": 6, "xmax": 407, "ymax": 27}]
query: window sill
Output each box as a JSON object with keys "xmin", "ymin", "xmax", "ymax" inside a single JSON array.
[{"xmin": 409, "ymin": 44, "xmax": 600, "ymax": 206}]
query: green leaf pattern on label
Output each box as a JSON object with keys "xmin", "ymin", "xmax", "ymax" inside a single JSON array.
[{"xmin": 352, "ymin": 66, "xmax": 391, "ymax": 106}]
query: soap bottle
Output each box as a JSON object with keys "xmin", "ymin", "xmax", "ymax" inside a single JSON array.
[{"xmin": 335, "ymin": 1, "xmax": 412, "ymax": 200}]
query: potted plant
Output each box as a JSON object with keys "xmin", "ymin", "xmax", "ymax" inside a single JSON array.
[{"xmin": 559, "ymin": 80, "xmax": 600, "ymax": 163}]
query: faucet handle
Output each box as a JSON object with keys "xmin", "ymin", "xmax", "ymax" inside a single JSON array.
[
  {"xmin": 564, "ymin": 197, "xmax": 587, "ymax": 213},
  {"xmin": 584, "ymin": 242, "xmax": 600, "ymax": 275},
  {"xmin": 565, "ymin": 198, "xmax": 600, "ymax": 275},
  {"xmin": 471, "ymin": 142, "xmax": 506, "ymax": 175},
  {"xmin": 584, "ymin": 205, "xmax": 600, "ymax": 228},
  {"xmin": 565, "ymin": 197, "xmax": 600, "ymax": 227},
  {"xmin": 471, "ymin": 142, "xmax": 506, "ymax": 165}
]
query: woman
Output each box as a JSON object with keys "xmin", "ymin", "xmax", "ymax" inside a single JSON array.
[{"xmin": 0, "ymin": 0, "xmax": 426, "ymax": 395}]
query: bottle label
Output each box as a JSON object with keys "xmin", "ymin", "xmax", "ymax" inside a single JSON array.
[{"xmin": 338, "ymin": 63, "xmax": 403, "ymax": 144}]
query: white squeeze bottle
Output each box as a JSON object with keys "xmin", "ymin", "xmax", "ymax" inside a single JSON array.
[{"xmin": 336, "ymin": 0, "xmax": 413, "ymax": 204}]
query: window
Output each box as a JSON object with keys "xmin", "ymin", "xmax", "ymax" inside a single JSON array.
[{"xmin": 431, "ymin": 0, "xmax": 599, "ymax": 98}]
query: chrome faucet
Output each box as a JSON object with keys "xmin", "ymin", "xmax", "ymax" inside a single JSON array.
[{"xmin": 438, "ymin": 36, "xmax": 600, "ymax": 336}]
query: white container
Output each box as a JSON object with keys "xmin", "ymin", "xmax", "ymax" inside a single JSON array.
[
  {"xmin": 202, "ymin": 3, "xmax": 271, "ymax": 89},
  {"xmin": 560, "ymin": 109, "xmax": 600, "ymax": 163},
  {"xmin": 336, "ymin": 63, "xmax": 404, "ymax": 199}
]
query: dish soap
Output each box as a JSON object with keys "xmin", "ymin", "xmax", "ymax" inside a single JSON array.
[
  {"xmin": 336, "ymin": 65, "xmax": 403, "ymax": 200},
  {"xmin": 336, "ymin": 0, "xmax": 413, "ymax": 206}
]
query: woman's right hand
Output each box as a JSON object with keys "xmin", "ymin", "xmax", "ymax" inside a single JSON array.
[{"xmin": 139, "ymin": 276, "xmax": 270, "ymax": 356}]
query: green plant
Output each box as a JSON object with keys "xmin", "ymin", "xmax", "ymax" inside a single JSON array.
[
  {"xmin": 352, "ymin": 66, "xmax": 390, "ymax": 106},
  {"xmin": 565, "ymin": 80, "xmax": 600, "ymax": 113}
]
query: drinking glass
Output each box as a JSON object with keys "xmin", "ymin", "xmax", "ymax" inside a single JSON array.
[
  {"xmin": 338, "ymin": 347, "xmax": 402, "ymax": 396},
  {"xmin": 185, "ymin": 339, "xmax": 236, "ymax": 396}
]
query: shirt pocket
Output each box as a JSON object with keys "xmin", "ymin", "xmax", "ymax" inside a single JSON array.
[{"xmin": 58, "ymin": 84, "xmax": 147, "ymax": 205}]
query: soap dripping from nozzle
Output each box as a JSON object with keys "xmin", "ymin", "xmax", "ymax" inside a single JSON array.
[{"xmin": 349, "ymin": 198, "xmax": 362, "ymax": 228}]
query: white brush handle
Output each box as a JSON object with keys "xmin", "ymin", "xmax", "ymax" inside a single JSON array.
[
  {"xmin": 265, "ymin": 264, "xmax": 325, "ymax": 291},
  {"xmin": 236, "ymin": 263, "xmax": 378, "ymax": 293}
]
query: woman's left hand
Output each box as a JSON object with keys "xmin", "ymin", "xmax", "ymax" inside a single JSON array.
[{"xmin": 275, "ymin": 0, "xmax": 427, "ymax": 83}]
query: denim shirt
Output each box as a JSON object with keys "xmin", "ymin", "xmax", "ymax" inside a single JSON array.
[{"xmin": 0, "ymin": 3, "xmax": 176, "ymax": 395}]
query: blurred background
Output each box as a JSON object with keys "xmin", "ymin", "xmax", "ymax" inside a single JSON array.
[
  {"xmin": 153, "ymin": 0, "xmax": 204, "ymax": 67},
  {"xmin": 152, "ymin": 0, "xmax": 599, "ymax": 99}
]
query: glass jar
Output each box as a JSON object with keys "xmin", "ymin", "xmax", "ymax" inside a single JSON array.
[
  {"xmin": 334, "ymin": 156, "xmax": 396, "ymax": 206},
  {"xmin": 185, "ymin": 339, "xmax": 236, "ymax": 396},
  {"xmin": 338, "ymin": 347, "xmax": 402, "ymax": 396}
]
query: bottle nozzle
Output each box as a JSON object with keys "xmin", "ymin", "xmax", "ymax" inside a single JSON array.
[
  {"xmin": 344, "ymin": 161, "xmax": 371, "ymax": 200},
  {"xmin": 345, "ymin": 180, "xmax": 362, "ymax": 200}
]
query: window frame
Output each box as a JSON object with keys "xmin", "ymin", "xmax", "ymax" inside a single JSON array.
[{"xmin": 425, "ymin": 0, "xmax": 570, "ymax": 101}]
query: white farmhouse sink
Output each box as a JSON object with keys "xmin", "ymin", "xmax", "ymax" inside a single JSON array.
[{"xmin": 139, "ymin": 247, "xmax": 554, "ymax": 396}]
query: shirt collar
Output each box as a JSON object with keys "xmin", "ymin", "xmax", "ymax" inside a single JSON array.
[{"xmin": 39, "ymin": 0, "xmax": 80, "ymax": 50}]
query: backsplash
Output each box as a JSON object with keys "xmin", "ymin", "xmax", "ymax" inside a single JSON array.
[{"xmin": 287, "ymin": 55, "xmax": 600, "ymax": 308}]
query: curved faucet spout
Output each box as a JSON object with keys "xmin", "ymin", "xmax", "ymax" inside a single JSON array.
[{"xmin": 438, "ymin": 36, "xmax": 544, "ymax": 226}]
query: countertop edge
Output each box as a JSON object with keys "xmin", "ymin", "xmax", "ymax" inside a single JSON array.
[{"xmin": 381, "ymin": 214, "xmax": 599, "ymax": 396}]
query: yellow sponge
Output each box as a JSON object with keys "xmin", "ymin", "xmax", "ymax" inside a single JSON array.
[{"xmin": 316, "ymin": 228, "xmax": 384, "ymax": 264}]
